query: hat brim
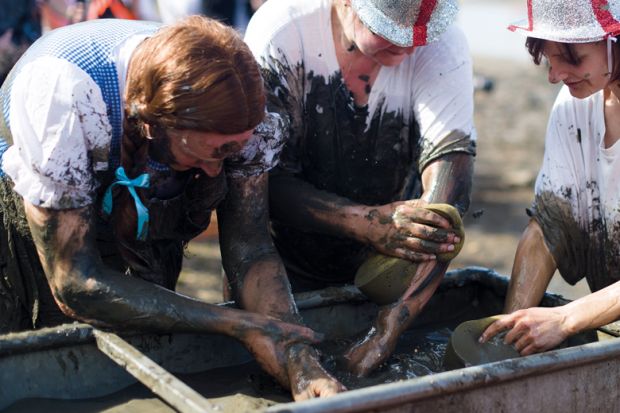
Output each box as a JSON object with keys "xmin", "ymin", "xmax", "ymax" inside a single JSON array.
[
  {"xmin": 508, "ymin": 17, "xmax": 607, "ymax": 44},
  {"xmin": 351, "ymin": 0, "xmax": 458, "ymax": 47},
  {"xmin": 352, "ymin": 0, "xmax": 413, "ymax": 47}
]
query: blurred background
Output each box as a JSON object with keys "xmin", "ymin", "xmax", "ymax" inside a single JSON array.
[{"xmin": 0, "ymin": 0, "xmax": 590, "ymax": 303}]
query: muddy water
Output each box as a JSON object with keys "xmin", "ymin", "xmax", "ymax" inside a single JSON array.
[
  {"xmin": 320, "ymin": 327, "xmax": 451, "ymax": 390},
  {"xmin": 5, "ymin": 327, "xmax": 452, "ymax": 413}
]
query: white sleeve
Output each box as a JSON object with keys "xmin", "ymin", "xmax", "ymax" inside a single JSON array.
[
  {"xmin": 3, "ymin": 56, "xmax": 112, "ymax": 209},
  {"xmin": 244, "ymin": 3, "xmax": 305, "ymax": 174},
  {"xmin": 412, "ymin": 26, "xmax": 476, "ymax": 167}
]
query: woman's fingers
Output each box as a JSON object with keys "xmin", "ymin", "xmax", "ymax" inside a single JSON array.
[
  {"xmin": 393, "ymin": 205, "xmax": 451, "ymax": 229},
  {"xmin": 513, "ymin": 331, "xmax": 533, "ymax": 353},
  {"xmin": 479, "ymin": 316, "xmax": 510, "ymax": 343},
  {"xmin": 286, "ymin": 323, "xmax": 324, "ymax": 344},
  {"xmin": 393, "ymin": 248, "xmax": 436, "ymax": 262}
]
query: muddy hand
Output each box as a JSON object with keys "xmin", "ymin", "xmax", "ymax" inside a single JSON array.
[
  {"xmin": 346, "ymin": 261, "xmax": 444, "ymax": 376},
  {"xmin": 238, "ymin": 315, "xmax": 323, "ymax": 387},
  {"xmin": 479, "ymin": 307, "xmax": 571, "ymax": 356},
  {"xmin": 343, "ymin": 304, "xmax": 407, "ymax": 377},
  {"xmin": 287, "ymin": 343, "xmax": 347, "ymax": 400},
  {"xmin": 364, "ymin": 200, "xmax": 460, "ymax": 262}
]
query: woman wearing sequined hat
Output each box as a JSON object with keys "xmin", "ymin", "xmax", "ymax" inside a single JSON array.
[
  {"xmin": 0, "ymin": 15, "xmax": 327, "ymax": 398},
  {"xmin": 480, "ymin": 0, "xmax": 620, "ymax": 355},
  {"xmin": 242, "ymin": 0, "xmax": 476, "ymax": 388}
]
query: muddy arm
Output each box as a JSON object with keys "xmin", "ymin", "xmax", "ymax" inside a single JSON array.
[
  {"xmin": 397, "ymin": 152, "xmax": 473, "ymax": 297},
  {"xmin": 23, "ymin": 200, "xmax": 319, "ymax": 345},
  {"xmin": 269, "ymin": 153, "xmax": 472, "ymax": 261},
  {"xmin": 269, "ymin": 170, "xmax": 370, "ymax": 241},
  {"xmin": 481, "ymin": 221, "xmax": 620, "ymax": 354},
  {"xmin": 218, "ymin": 173, "xmax": 300, "ymax": 322},
  {"xmin": 345, "ymin": 153, "xmax": 474, "ymax": 376},
  {"xmin": 218, "ymin": 173, "xmax": 346, "ymax": 399},
  {"xmin": 419, "ymin": 153, "xmax": 474, "ymax": 214},
  {"xmin": 504, "ymin": 219, "xmax": 557, "ymax": 313}
]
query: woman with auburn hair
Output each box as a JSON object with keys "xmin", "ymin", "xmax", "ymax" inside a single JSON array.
[
  {"xmin": 0, "ymin": 15, "xmax": 323, "ymax": 398},
  {"xmin": 481, "ymin": 0, "xmax": 620, "ymax": 354}
]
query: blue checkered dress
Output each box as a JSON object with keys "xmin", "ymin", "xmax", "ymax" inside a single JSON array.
[{"xmin": 0, "ymin": 19, "xmax": 160, "ymax": 176}]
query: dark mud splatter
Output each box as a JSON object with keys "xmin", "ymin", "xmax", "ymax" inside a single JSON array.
[
  {"xmin": 261, "ymin": 53, "xmax": 474, "ymax": 284},
  {"xmin": 532, "ymin": 185, "xmax": 620, "ymax": 291}
]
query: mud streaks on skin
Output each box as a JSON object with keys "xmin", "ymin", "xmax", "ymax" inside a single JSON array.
[
  {"xmin": 396, "ymin": 306, "xmax": 410, "ymax": 325},
  {"xmin": 218, "ymin": 174, "xmax": 344, "ymax": 395},
  {"xmin": 365, "ymin": 208, "xmax": 392, "ymax": 225},
  {"xmin": 27, "ymin": 207, "xmax": 90, "ymax": 275},
  {"xmin": 212, "ymin": 141, "xmax": 243, "ymax": 159},
  {"xmin": 24, "ymin": 203, "xmax": 245, "ymax": 332},
  {"xmin": 218, "ymin": 173, "xmax": 300, "ymax": 323}
]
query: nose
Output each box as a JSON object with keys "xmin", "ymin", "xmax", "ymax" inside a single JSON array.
[
  {"xmin": 200, "ymin": 161, "xmax": 223, "ymax": 177},
  {"xmin": 548, "ymin": 64, "xmax": 568, "ymax": 84}
]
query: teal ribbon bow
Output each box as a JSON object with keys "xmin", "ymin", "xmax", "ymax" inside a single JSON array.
[{"xmin": 102, "ymin": 166, "xmax": 150, "ymax": 241}]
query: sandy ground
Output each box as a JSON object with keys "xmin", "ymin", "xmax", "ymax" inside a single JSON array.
[{"xmin": 176, "ymin": 49, "xmax": 591, "ymax": 304}]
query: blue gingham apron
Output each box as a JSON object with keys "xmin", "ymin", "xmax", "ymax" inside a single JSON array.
[{"xmin": 0, "ymin": 18, "xmax": 160, "ymax": 176}]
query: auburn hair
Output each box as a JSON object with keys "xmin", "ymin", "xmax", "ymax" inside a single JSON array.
[
  {"xmin": 114, "ymin": 16, "xmax": 265, "ymax": 254},
  {"xmin": 125, "ymin": 15, "xmax": 265, "ymax": 136}
]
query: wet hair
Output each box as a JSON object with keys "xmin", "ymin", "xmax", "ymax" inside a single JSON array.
[
  {"xmin": 526, "ymin": 36, "xmax": 620, "ymax": 82},
  {"xmin": 114, "ymin": 16, "xmax": 265, "ymax": 248},
  {"xmin": 125, "ymin": 15, "xmax": 265, "ymax": 136}
]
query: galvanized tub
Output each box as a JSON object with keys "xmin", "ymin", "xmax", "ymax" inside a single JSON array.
[{"xmin": 1, "ymin": 267, "xmax": 619, "ymax": 412}]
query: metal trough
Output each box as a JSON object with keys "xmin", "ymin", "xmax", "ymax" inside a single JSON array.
[{"xmin": 1, "ymin": 267, "xmax": 618, "ymax": 412}]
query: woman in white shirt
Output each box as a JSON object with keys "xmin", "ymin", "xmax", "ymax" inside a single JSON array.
[{"xmin": 481, "ymin": 0, "xmax": 620, "ymax": 355}]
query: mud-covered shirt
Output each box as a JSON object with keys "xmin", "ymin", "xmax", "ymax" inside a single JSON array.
[
  {"xmin": 531, "ymin": 86, "xmax": 620, "ymax": 292},
  {"xmin": 245, "ymin": 0, "xmax": 476, "ymax": 284}
]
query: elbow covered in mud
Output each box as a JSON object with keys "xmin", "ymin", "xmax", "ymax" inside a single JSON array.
[{"xmin": 48, "ymin": 269, "xmax": 113, "ymax": 326}]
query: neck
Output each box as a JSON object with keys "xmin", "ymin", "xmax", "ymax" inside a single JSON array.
[
  {"xmin": 607, "ymin": 82, "xmax": 620, "ymax": 104},
  {"xmin": 603, "ymin": 84, "xmax": 620, "ymax": 148}
]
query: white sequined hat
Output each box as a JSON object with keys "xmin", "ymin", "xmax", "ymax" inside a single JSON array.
[
  {"xmin": 509, "ymin": 0, "xmax": 620, "ymax": 43},
  {"xmin": 350, "ymin": 0, "xmax": 459, "ymax": 47}
]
